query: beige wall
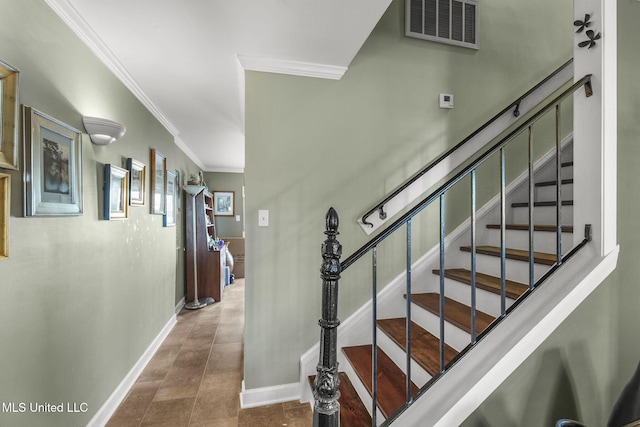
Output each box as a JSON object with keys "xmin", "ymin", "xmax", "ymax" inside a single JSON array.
[
  {"xmin": 0, "ymin": 0, "xmax": 198, "ymax": 425},
  {"xmin": 244, "ymin": 0, "xmax": 573, "ymax": 389}
]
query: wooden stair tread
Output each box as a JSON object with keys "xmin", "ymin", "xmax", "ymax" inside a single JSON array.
[
  {"xmin": 432, "ymin": 268, "xmax": 528, "ymax": 300},
  {"xmin": 342, "ymin": 345, "xmax": 418, "ymax": 419},
  {"xmin": 486, "ymin": 223, "xmax": 574, "ymax": 233},
  {"xmin": 308, "ymin": 372, "xmax": 371, "ymax": 426},
  {"xmin": 409, "ymin": 293, "xmax": 495, "ymax": 335},
  {"xmin": 376, "ymin": 318, "xmax": 458, "ymax": 377},
  {"xmin": 460, "ymin": 245, "xmax": 557, "ymax": 266},
  {"xmin": 535, "ymin": 178, "xmax": 574, "ymax": 187},
  {"xmin": 511, "ymin": 200, "xmax": 573, "ymax": 208}
]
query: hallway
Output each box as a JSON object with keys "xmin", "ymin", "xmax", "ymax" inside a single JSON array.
[{"xmin": 106, "ymin": 279, "xmax": 312, "ymax": 426}]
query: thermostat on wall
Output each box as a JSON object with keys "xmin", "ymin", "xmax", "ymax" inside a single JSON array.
[{"xmin": 439, "ymin": 93, "xmax": 454, "ymax": 109}]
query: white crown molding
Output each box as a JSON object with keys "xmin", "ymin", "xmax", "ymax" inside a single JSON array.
[
  {"xmin": 206, "ymin": 166, "xmax": 246, "ymax": 174},
  {"xmin": 173, "ymin": 135, "xmax": 206, "ymax": 171},
  {"xmin": 237, "ymin": 55, "xmax": 347, "ymax": 80},
  {"xmin": 44, "ymin": 0, "xmax": 207, "ymax": 170}
]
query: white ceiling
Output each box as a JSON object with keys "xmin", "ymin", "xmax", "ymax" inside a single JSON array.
[{"xmin": 45, "ymin": 0, "xmax": 392, "ymax": 172}]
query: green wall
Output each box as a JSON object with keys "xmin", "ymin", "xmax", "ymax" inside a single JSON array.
[
  {"xmin": 0, "ymin": 0, "xmax": 198, "ymax": 425},
  {"xmin": 202, "ymin": 171, "xmax": 245, "ymax": 238},
  {"xmin": 462, "ymin": 1, "xmax": 640, "ymax": 425},
  {"xmin": 244, "ymin": 0, "xmax": 573, "ymax": 389}
]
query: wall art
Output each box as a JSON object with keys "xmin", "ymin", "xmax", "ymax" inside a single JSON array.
[
  {"xmin": 0, "ymin": 172, "xmax": 9, "ymax": 259},
  {"xmin": 150, "ymin": 149, "xmax": 166, "ymax": 215},
  {"xmin": 0, "ymin": 59, "xmax": 19, "ymax": 170},
  {"xmin": 164, "ymin": 170, "xmax": 177, "ymax": 227},
  {"xmin": 126, "ymin": 158, "xmax": 146, "ymax": 206},
  {"xmin": 213, "ymin": 191, "xmax": 234, "ymax": 216},
  {"xmin": 104, "ymin": 164, "xmax": 129, "ymax": 220},
  {"xmin": 23, "ymin": 106, "xmax": 83, "ymax": 216}
]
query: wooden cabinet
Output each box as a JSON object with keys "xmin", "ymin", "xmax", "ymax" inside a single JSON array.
[{"xmin": 185, "ymin": 190, "xmax": 225, "ymax": 303}]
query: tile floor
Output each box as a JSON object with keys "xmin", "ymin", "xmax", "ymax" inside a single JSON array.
[{"xmin": 106, "ymin": 279, "xmax": 313, "ymax": 426}]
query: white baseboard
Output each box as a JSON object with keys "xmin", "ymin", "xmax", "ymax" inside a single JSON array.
[
  {"xmin": 86, "ymin": 314, "xmax": 177, "ymax": 427},
  {"xmin": 175, "ymin": 296, "xmax": 185, "ymax": 314},
  {"xmin": 239, "ymin": 380, "xmax": 301, "ymax": 409}
]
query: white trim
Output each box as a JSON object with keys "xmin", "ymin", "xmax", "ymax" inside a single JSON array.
[
  {"xmin": 393, "ymin": 245, "xmax": 618, "ymax": 426},
  {"xmin": 237, "ymin": 55, "xmax": 347, "ymax": 80},
  {"xmin": 175, "ymin": 296, "xmax": 185, "ymax": 315},
  {"xmin": 43, "ymin": 0, "xmax": 206, "ymax": 171},
  {"xmin": 239, "ymin": 380, "xmax": 300, "ymax": 409},
  {"xmin": 86, "ymin": 315, "xmax": 177, "ymax": 427}
]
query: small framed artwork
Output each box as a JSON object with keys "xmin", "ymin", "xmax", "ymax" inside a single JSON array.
[
  {"xmin": 104, "ymin": 164, "xmax": 129, "ymax": 220},
  {"xmin": 126, "ymin": 158, "xmax": 146, "ymax": 206},
  {"xmin": 150, "ymin": 149, "xmax": 166, "ymax": 215},
  {"xmin": 23, "ymin": 105, "xmax": 83, "ymax": 216},
  {"xmin": 164, "ymin": 170, "xmax": 178, "ymax": 227},
  {"xmin": 0, "ymin": 59, "xmax": 19, "ymax": 170},
  {"xmin": 0, "ymin": 172, "xmax": 9, "ymax": 259},
  {"xmin": 213, "ymin": 191, "xmax": 234, "ymax": 216}
]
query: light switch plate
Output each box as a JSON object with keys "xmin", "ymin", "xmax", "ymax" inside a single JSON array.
[{"xmin": 258, "ymin": 210, "xmax": 269, "ymax": 227}]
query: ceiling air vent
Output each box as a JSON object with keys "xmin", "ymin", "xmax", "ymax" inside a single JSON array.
[{"xmin": 407, "ymin": 0, "xmax": 478, "ymax": 49}]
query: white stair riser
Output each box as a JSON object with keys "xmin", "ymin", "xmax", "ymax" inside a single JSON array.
[
  {"xmin": 409, "ymin": 303, "xmax": 472, "ymax": 352},
  {"xmin": 511, "ymin": 205, "xmax": 573, "ymax": 225},
  {"xmin": 435, "ymin": 276, "xmax": 517, "ymax": 318},
  {"xmin": 483, "ymin": 228, "xmax": 573, "ymax": 255},
  {"xmin": 444, "ymin": 248, "xmax": 551, "ymax": 284},
  {"xmin": 376, "ymin": 326, "xmax": 431, "ymax": 388},
  {"xmin": 535, "ymin": 182, "xmax": 573, "ymax": 201},
  {"xmin": 532, "ymin": 164, "xmax": 573, "ymax": 183}
]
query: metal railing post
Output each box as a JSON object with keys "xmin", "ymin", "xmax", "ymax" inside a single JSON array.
[{"xmin": 313, "ymin": 207, "xmax": 342, "ymax": 427}]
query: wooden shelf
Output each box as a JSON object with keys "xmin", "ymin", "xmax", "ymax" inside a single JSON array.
[{"xmin": 185, "ymin": 191, "xmax": 225, "ymax": 303}]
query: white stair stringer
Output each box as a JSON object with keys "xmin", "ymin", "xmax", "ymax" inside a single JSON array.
[{"xmin": 390, "ymin": 246, "xmax": 618, "ymax": 427}]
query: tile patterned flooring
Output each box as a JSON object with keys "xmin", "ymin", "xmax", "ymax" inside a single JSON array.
[{"xmin": 106, "ymin": 279, "xmax": 312, "ymax": 426}]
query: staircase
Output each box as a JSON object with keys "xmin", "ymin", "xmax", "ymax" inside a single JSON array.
[
  {"xmin": 304, "ymin": 72, "xmax": 602, "ymax": 426},
  {"xmin": 310, "ymin": 143, "xmax": 579, "ymax": 425}
]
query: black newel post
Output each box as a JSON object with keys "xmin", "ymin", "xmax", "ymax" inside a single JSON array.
[{"xmin": 313, "ymin": 207, "xmax": 342, "ymax": 427}]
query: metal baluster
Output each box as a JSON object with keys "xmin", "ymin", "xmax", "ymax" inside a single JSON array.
[
  {"xmin": 500, "ymin": 148, "xmax": 507, "ymax": 316},
  {"xmin": 313, "ymin": 208, "xmax": 342, "ymax": 427},
  {"xmin": 405, "ymin": 219, "xmax": 413, "ymax": 404},
  {"xmin": 528, "ymin": 126, "xmax": 535, "ymax": 290},
  {"xmin": 555, "ymin": 104, "xmax": 563, "ymax": 265},
  {"xmin": 439, "ymin": 194, "xmax": 446, "ymax": 372},
  {"xmin": 372, "ymin": 247, "xmax": 378, "ymax": 427},
  {"xmin": 470, "ymin": 171, "xmax": 477, "ymax": 343}
]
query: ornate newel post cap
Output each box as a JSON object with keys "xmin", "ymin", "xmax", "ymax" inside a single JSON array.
[{"xmin": 325, "ymin": 207, "xmax": 339, "ymax": 234}]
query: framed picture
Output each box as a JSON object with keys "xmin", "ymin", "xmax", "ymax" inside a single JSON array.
[
  {"xmin": 23, "ymin": 106, "xmax": 83, "ymax": 216},
  {"xmin": 0, "ymin": 59, "xmax": 19, "ymax": 170},
  {"xmin": 0, "ymin": 172, "xmax": 9, "ymax": 259},
  {"xmin": 126, "ymin": 158, "xmax": 146, "ymax": 206},
  {"xmin": 213, "ymin": 191, "xmax": 234, "ymax": 216},
  {"xmin": 150, "ymin": 149, "xmax": 166, "ymax": 215},
  {"xmin": 164, "ymin": 170, "xmax": 177, "ymax": 227},
  {"xmin": 104, "ymin": 164, "xmax": 129, "ymax": 220}
]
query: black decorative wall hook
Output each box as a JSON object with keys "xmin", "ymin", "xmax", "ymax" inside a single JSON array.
[
  {"xmin": 574, "ymin": 13, "xmax": 601, "ymax": 49},
  {"xmin": 574, "ymin": 14, "xmax": 592, "ymax": 33}
]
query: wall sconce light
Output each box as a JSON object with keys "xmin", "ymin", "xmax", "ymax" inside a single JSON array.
[{"xmin": 82, "ymin": 116, "xmax": 127, "ymax": 145}]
